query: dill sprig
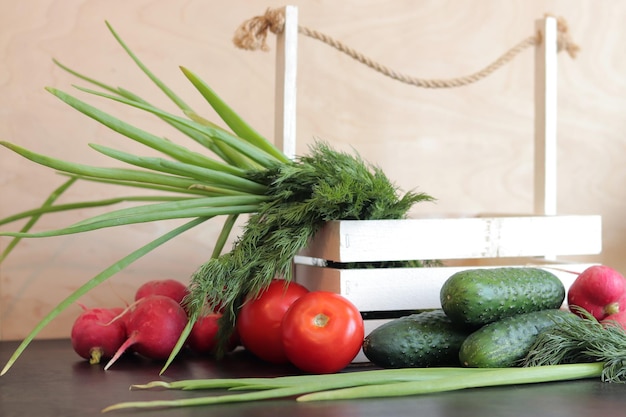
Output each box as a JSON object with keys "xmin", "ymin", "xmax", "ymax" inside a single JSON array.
[
  {"xmin": 523, "ymin": 307, "xmax": 626, "ymax": 383},
  {"xmin": 186, "ymin": 142, "xmax": 434, "ymax": 351}
]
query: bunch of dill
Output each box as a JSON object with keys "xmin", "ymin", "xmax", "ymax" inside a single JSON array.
[{"xmin": 187, "ymin": 142, "xmax": 434, "ymax": 350}]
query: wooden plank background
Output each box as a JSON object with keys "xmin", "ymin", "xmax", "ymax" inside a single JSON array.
[{"xmin": 1, "ymin": 0, "xmax": 624, "ymax": 340}]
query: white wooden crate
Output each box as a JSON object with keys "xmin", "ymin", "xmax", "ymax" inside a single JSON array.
[
  {"xmin": 291, "ymin": 213, "xmax": 601, "ymax": 362},
  {"xmin": 294, "ymin": 261, "xmax": 596, "ymax": 312},
  {"xmin": 268, "ymin": 8, "xmax": 601, "ymax": 361}
]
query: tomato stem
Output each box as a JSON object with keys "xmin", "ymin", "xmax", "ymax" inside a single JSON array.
[{"xmin": 313, "ymin": 313, "xmax": 329, "ymax": 327}]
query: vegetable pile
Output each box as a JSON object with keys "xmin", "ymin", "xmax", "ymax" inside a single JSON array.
[
  {"xmin": 98, "ymin": 264, "xmax": 626, "ymax": 412},
  {"xmin": 70, "ymin": 277, "xmax": 364, "ymax": 374},
  {"xmin": 0, "ymin": 22, "xmax": 433, "ymax": 375},
  {"xmin": 365, "ymin": 266, "xmax": 571, "ymax": 369},
  {"xmin": 69, "ymin": 279, "xmax": 238, "ymax": 368},
  {"xmin": 236, "ymin": 279, "xmax": 364, "ymax": 373},
  {"xmin": 363, "ymin": 265, "xmax": 626, "ymax": 372}
]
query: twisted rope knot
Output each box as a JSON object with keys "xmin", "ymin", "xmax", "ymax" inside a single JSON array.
[
  {"xmin": 552, "ymin": 14, "xmax": 580, "ymax": 58},
  {"xmin": 234, "ymin": 7, "xmax": 580, "ymax": 88},
  {"xmin": 233, "ymin": 8, "xmax": 286, "ymax": 51}
]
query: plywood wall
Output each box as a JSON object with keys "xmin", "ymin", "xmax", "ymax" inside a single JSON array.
[{"xmin": 1, "ymin": 0, "xmax": 624, "ymax": 340}]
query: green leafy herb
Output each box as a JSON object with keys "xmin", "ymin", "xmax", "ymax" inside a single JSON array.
[
  {"xmin": 523, "ymin": 307, "xmax": 626, "ymax": 382},
  {"xmin": 186, "ymin": 142, "xmax": 433, "ymax": 350}
]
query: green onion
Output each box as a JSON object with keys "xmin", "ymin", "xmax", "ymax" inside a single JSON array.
[
  {"xmin": 0, "ymin": 21, "xmax": 433, "ymax": 376},
  {"xmin": 297, "ymin": 363, "xmax": 603, "ymax": 402},
  {"xmin": 0, "ymin": 195, "xmax": 199, "ymax": 228},
  {"xmin": 100, "ymin": 364, "xmax": 603, "ymax": 412},
  {"xmin": 0, "ymin": 22, "xmax": 277, "ymax": 374},
  {"xmin": 179, "ymin": 66, "xmax": 289, "ymax": 163},
  {"xmin": 0, "ymin": 177, "xmax": 77, "ymax": 262}
]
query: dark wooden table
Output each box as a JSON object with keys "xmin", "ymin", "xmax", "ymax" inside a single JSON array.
[{"xmin": 1, "ymin": 338, "xmax": 625, "ymax": 417}]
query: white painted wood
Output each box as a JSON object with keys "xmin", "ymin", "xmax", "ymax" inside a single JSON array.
[
  {"xmin": 298, "ymin": 215, "xmax": 602, "ymax": 262},
  {"xmin": 534, "ymin": 16, "xmax": 559, "ymax": 216},
  {"xmin": 274, "ymin": 5, "xmax": 299, "ymax": 160},
  {"xmin": 295, "ymin": 262, "xmax": 593, "ymax": 312}
]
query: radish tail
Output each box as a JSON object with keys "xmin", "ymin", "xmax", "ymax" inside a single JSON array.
[{"xmin": 104, "ymin": 333, "xmax": 136, "ymax": 370}]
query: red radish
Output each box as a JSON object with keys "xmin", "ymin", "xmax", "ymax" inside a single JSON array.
[
  {"xmin": 134, "ymin": 279, "xmax": 189, "ymax": 304},
  {"xmin": 71, "ymin": 307, "xmax": 126, "ymax": 365},
  {"xmin": 567, "ymin": 265, "xmax": 626, "ymax": 320},
  {"xmin": 187, "ymin": 313, "xmax": 238, "ymax": 354},
  {"xmin": 104, "ymin": 295, "xmax": 188, "ymax": 370},
  {"xmin": 187, "ymin": 314, "xmax": 220, "ymax": 354},
  {"xmin": 601, "ymin": 310, "xmax": 626, "ymax": 329}
]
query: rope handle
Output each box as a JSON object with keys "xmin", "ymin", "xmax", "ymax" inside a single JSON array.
[{"xmin": 233, "ymin": 7, "xmax": 580, "ymax": 89}]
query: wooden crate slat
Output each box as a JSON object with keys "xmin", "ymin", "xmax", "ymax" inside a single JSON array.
[
  {"xmin": 298, "ymin": 215, "xmax": 601, "ymax": 262},
  {"xmin": 295, "ymin": 262, "xmax": 592, "ymax": 312}
]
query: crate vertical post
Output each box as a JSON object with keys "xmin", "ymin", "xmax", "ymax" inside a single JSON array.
[
  {"xmin": 534, "ymin": 16, "xmax": 559, "ymax": 217},
  {"xmin": 274, "ymin": 5, "xmax": 298, "ymax": 160},
  {"xmin": 535, "ymin": 16, "xmax": 559, "ymax": 259}
]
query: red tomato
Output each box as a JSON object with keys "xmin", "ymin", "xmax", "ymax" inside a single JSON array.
[
  {"xmin": 281, "ymin": 291, "xmax": 364, "ymax": 374},
  {"xmin": 237, "ymin": 279, "xmax": 309, "ymax": 363}
]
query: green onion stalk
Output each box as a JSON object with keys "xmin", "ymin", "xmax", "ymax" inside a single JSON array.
[
  {"xmin": 101, "ymin": 363, "xmax": 604, "ymax": 412},
  {"xmin": 103, "ymin": 309, "xmax": 626, "ymax": 411},
  {"xmin": 0, "ymin": 22, "xmax": 434, "ymax": 375}
]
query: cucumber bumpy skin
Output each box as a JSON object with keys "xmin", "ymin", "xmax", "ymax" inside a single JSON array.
[
  {"xmin": 459, "ymin": 309, "xmax": 577, "ymax": 368},
  {"xmin": 440, "ymin": 267, "xmax": 566, "ymax": 326},
  {"xmin": 362, "ymin": 310, "xmax": 473, "ymax": 368}
]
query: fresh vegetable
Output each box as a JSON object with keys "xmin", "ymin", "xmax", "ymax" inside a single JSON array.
[
  {"xmin": 187, "ymin": 313, "xmax": 236, "ymax": 355},
  {"xmin": 99, "ymin": 363, "xmax": 604, "ymax": 411},
  {"xmin": 135, "ymin": 279, "xmax": 189, "ymax": 304},
  {"xmin": 440, "ymin": 267, "xmax": 565, "ymax": 326},
  {"xmin": 188, "ymin": 144, "xmax": 431, "ymax": 353},
  {"xmin": 363, "ymin": 309, "xmax": 472, "ymax": 368},
  {"xmin": 459, "ymin": 309, "xmax": 576, "ymax": 368},
  {"xmin": 104, "ymin": 295, "xmax": 188, "ymax": 370},
  {"xmin": 281, "ymin": 291, "xmax": 364, "ymax": 374},
  {"xmin": 70, "ymin": 307, "xmax": 126, "ymax": 365},
  {"xmin": 602, "ymin": 310, "xmax": 626, "ymax": 330},
  {"xmin": 237, "ymin": 279, "xmax": 309, "ymax": 364},
  {"xmin": 0, "ymin": 22, "xmax": 434, "ymax": 374},
  {"xmin": 567, "ymin": 265, "xmax": 626, "ymax": 320},
  {"xmin": 524, "ymin": 307, "xmax": 626, "ymax": 382},
  {"xmin": 0, "ymin": 177, "xmax": 77, "ymax": 263}
]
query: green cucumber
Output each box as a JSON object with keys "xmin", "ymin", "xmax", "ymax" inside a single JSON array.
[
  {"xmin": 459, "ymin": 309, "xmax": 576, "ymax": 368},
  {"xmin": 362, "ymin": 310, "xmax": 473, "ymax": 368},
  {"xmin": 440, "ymin": 267, "xmax": 566, "ymax": 326}
]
